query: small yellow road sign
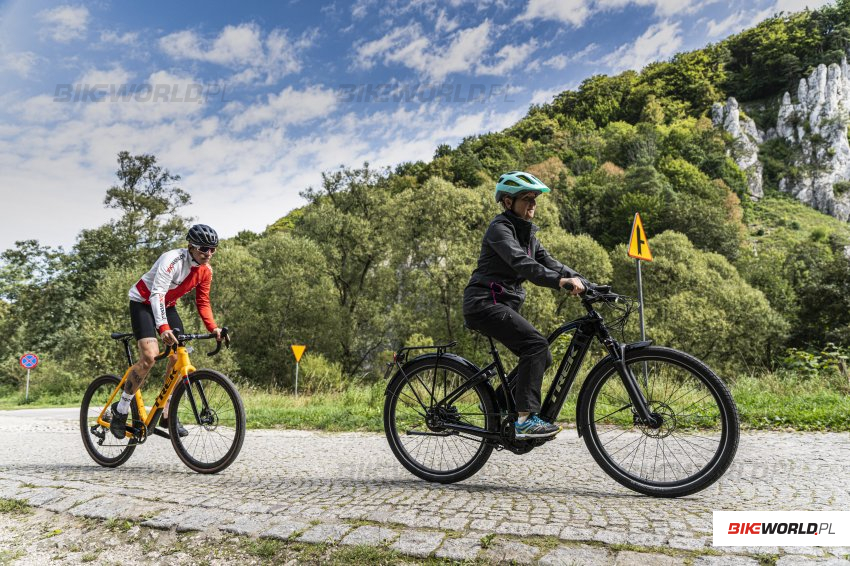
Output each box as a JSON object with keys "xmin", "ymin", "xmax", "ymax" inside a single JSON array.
[
  {"xmin": 628, "ymin": 213, "xmax": 653, "ymax": 261},
  {"xmin": 291, "ymin": 345, "xmax": 306, "ymax": 362}
]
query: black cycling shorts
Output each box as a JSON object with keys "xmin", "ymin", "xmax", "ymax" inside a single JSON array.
[{"xmin": 129, "ymin": 301, "xmax": 184, "ymax": 340}]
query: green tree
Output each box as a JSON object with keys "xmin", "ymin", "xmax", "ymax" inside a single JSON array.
[
  {"xmin": 611, "ymin": 231, "xmax": 787, "ymax": 373},
  {"xmin": 295, "ymin": 163, "xmax": 396, "ymax": 377},
  {"xmin": 103, "ymin": 151, "xmax": 191, "ymax": 263}
]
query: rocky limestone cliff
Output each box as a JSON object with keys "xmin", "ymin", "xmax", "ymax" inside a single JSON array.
[
  {"xmin": 775, "ymin": 61, "xmax": 850, "ymax": 221},
  {"xmin": 712, "ymin": 97, "xmax": 764, "ymax": 199}
]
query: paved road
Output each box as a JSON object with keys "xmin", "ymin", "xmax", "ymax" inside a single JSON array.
[{"xmin": 1, "ymin": 408, "xmax": 848, "ymax": 564}]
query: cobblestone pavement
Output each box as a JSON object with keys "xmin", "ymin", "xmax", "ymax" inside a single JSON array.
[{"xmin": 1, "ymin": 408, "xmax": 849, "ymax": 564}]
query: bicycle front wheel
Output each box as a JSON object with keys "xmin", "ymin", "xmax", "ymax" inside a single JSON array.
[
  {"xmin": 578, "ymin": 346, "xmax": 739, "ymax": 497},
  {"xmin": 384, "ymin": 356, "xmax": 497, "ymax": 484},
  {"xmin": 80, "ymin": 374, "xmax": 137, "ymax": 468},
  {"xmin": 168, "ymin": 369, "xmax": 246, "ymax": 474}
]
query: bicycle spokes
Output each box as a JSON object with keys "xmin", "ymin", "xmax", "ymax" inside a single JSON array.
[
  {"xmin": 392, "ymin": 365, "xmax": 490, "ymax": 474},
  {"xmin": 590, "ymin": 357, "xmax": 725, "ymax": 484}
]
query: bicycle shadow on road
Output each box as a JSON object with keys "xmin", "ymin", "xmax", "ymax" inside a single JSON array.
[{"xmin": 3, "ymin": 463, "xmax": 687, "ymax": 502}]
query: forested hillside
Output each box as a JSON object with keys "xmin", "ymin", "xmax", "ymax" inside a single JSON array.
[{"xmin": 3, "ymin": 3, "xmax": 850, "ymax": 397}]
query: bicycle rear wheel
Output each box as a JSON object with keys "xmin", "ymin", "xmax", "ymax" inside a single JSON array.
[
  {"xmin": 384, "ymin": 356, "xmax": 497, "ymax": 484},
  {"xmin": 578, "ymin": 346, "xmax": 739, "ymax": 497},
  {"xmin": 80, "ymin": 374, "xmax": 137, "ymax": 468},
  {"xmin": 168, "ymin": 369, "xmax": 246, "ymax": 474}
]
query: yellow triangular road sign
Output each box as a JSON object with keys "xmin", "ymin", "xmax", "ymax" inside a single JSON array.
[
  {"xmin": 291, "ymin": 344, "xmax": 306, "ymax": 363},
  {"xmin": 628, "ymin": 213, "xmax": 653, "ymax": 261}
]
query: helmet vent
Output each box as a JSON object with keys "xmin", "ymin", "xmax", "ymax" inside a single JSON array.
[{"xmin": 503, "ymin": 179, "xmax": 521, "ymax": 187}]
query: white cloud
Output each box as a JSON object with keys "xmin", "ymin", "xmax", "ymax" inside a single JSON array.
[
  {"xmin": 773, "ymin": 0, "xmax": 832, "ymax": 13},
  {"xmin": 356, "ymin": 20, "xmax": 533, "ymax": 80},
  {"xmin": 519, "ymin": 0, "xmax": 717, "ymax": 26},
  {"xmin": 518, "ymin": 0, "xmax": 592, "ymax": 27},
  {"xmin": 351, "ymin": 0, "xmax": 376, "ymax": 20},
  {"xmin": 159, "ymin": 24, "xmax": 311, "ymax": 85},
  {"xmin": 478, "ymin": 41, "xmax": 538, "ymax": 75},
  {"xmin": 0, "ymin": 51, "xmax": 39, "ymax": 77},
  {"xmin": 530, "ymin": 81, "xmax": 577, "ymax": 105},
  {"xmin": 435, "ymin": 9, "xmax": 460, "ymax": 33},
  {"xmin": 99, "ymin": 30, "xmax": 139, "ymax": 46},
  {"xmin": 36, "ymin": 5, "xmax": 89, "ymax": 42},
  {"xmin": 600, "ymin": 19, "xmax": 682, "ymax": 72},
  {"xmin": 227, "ymin": 85, "xmax": 339, "ymax": 131},
  {"xmin": 0, "ymin": 77, "xmax": 524, "ymax": 251},
  {"xmin": 706, "ymin": 8, "xmax": 772, "ymax": 38}
]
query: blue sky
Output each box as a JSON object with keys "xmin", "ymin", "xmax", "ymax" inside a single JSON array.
[{"xmin": 0, "ymin": 0, "xmax": 831, "ymax": 251}]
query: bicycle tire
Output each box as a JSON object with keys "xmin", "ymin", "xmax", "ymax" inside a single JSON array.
[
  {"xmin": 578, "ymin": 346, "xmax": 739, "ymax": 497},
  {"xmin": 168, "ymin": 369, "xmax": 246, "ymax": 474},
  {"xmin": 384, "ymin": 356, "xmax": 497, "ymax": 484},
  {"xmin": 80, "ymin": 374, "xmax": 137, "ymax": 468}
]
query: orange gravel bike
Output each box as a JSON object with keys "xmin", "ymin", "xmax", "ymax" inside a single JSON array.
[
  {"xmin": 383, "ymin": 284, "xmax": 740, "ymax": 497},
  {"xmin": 80, "ymin": 328, "xmax": 245, "ymax": 474}
]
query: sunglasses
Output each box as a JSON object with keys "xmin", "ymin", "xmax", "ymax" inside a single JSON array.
[{"xmin": 195, "ymin": 246, "xmax": 217, "ymax": 254}]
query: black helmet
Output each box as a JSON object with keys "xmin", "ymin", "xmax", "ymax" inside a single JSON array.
[{"xmin": 187, "ymin": 224, "xmax": 219, "ymax": 247}]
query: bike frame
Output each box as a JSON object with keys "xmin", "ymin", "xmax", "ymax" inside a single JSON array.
[
  {"xmin": 96, "ymin": 341, "xmax": 204, "ymax": 441},
  {"xmin": 398, "ymin": 302, "xmax": 657, "ymax": 443}
]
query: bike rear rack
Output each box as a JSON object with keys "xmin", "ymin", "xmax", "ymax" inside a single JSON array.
[{"xmin": 383, "ymin": 341, "xmax": 457, "ymax": 380}]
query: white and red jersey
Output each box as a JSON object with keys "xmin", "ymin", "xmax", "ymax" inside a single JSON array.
[{"xmin": 128, "ymin": 248, "xmax": 217, "ymax": 334}]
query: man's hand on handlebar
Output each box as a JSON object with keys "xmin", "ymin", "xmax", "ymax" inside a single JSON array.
[
  {"xmin": 559, "ymin": 277, "xmax": 585, "ymax": 296},
  {"xmin": 161, "ymin": 329, "xmax": 177, "ymax": 346},
  {"xmin": 213, "ymin": 327, "xmax": 223, "ymax": 342}
]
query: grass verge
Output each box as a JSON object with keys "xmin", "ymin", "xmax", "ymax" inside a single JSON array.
[{"xmin": 1, "ymin": 370, "xmax": 848, "ymax": 432}]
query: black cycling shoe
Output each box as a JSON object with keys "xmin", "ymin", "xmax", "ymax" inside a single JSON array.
[
  {"xmin": 109, "ymin": 402, "xmax": 129, "ymax": 439},
  {"xmin": 160, "ymin": 415, "xmax": 189, "ymax": 438}
]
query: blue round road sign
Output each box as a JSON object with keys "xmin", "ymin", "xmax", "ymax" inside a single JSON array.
[{"xmin": 19, "ymin": 353, "xmax": 38, "ymax": 369}]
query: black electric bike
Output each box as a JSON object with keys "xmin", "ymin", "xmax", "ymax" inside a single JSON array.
[{"xmin": 383, "ymin": 284, "xmax": 739, "ymax": 497}]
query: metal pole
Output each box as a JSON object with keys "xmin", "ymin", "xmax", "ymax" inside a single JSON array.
[
  {"xmin": 295, "ymin": 362, "xmax": 299, "ymax": 397},
  {"xmin": 636, "ymin": 260, "xmax": 646, "ymax": 341},
  {"xmin": 636, "ymin": 260, "xmax": 648, "ymax": 387},
  {"xmin": 25, "ymin": 369, "xmax": 30, "ymax": 402}
]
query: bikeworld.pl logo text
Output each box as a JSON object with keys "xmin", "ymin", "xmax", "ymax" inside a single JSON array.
[
  {"xmin": 53, "ymin": 83, "xmax": 230, "ymax": 103},
  {"xmin": 727, "ymin": 522, "xmax": 835, "ymax": 535},
  {"xmin": 336, "ymin": 83, "xmax": 515, "ymax": 104},
  {"xmin": 714, "ymin": 511, "xmax": 849, "ymax": 546}
]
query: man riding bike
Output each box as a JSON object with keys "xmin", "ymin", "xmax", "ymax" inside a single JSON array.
[
  {"xmin": 109, "ymin": 224, "xmax": 223, "ymax": 439},
  {"xmin": 463, "ymin": 172, "xmax": 587, "ymax": 438}
]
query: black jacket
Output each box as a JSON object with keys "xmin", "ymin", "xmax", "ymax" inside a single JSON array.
[{"xmin": 463, "ymin": 211, "xmax": 584, "ymax": 315}]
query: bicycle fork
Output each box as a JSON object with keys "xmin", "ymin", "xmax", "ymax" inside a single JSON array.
[
  {"xmin": 181, "ymin": 374, "xmax": 212, "ymax": 426},
  {"xmin": 606, "ymin": 340, "xmax": 661, "ymax": 428}
]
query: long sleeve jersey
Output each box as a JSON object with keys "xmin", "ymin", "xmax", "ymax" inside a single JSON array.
[{"xmin": 128, "ymin": 248, "xmax": 217, "ymax": 334}]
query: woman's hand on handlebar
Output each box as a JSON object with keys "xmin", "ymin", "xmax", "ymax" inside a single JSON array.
[{"xmin": 559, "ymin": 277, "xmax": 585, "ymax": 296}]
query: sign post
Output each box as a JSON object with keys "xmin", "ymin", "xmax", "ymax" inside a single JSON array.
[
  {"xmin": 628, "ymin": 214, "xmax": 652, "ymax": 385},
  {"xmin": 19, "ymin": 353, "xmax": 39, "ymax": 403},
  {"xmin": 627, "ymin": 213, "xmax": 653, "ymax": 342},
  {"xmin": 291, "ymin": 345, "xmax": 306, "ymax": 397}
]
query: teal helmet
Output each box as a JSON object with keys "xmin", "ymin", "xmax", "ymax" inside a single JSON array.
[{"xmin": 494, "ymin": 171, "xmax": 550, "ymax": 203}]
